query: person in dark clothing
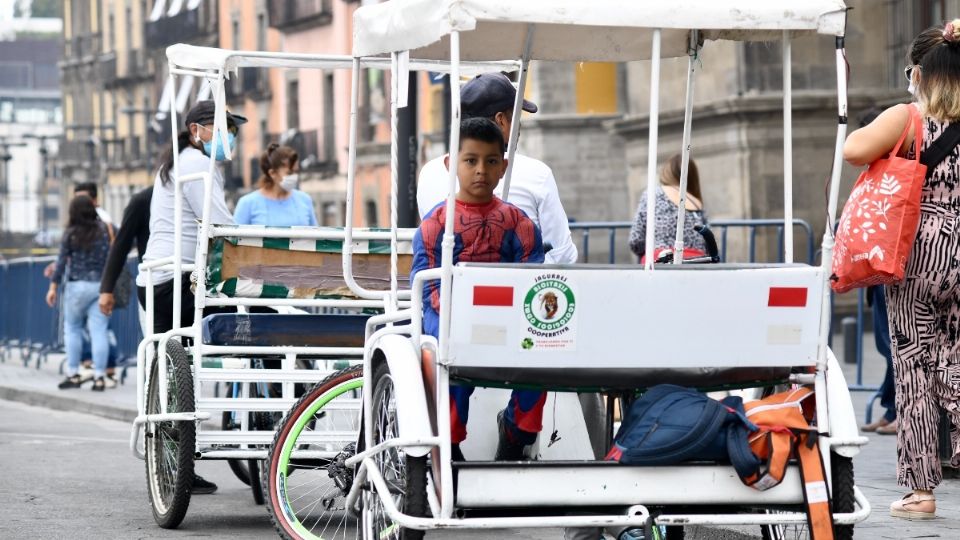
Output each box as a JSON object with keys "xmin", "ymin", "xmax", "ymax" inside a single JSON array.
[
  {"xmin": 100, "ymin": 185, "xmax": 218, "ymax": 496},
  {"xmin": 99, "ymin": 186, "xmax": 152, "ymax": 317}
]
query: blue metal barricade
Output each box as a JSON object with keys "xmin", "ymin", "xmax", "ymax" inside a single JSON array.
[{"xmin": 0, "ymin": 256, "xmax": 142, "ymax": 370}]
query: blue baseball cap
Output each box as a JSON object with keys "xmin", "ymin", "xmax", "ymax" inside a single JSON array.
[{"xmin": 461, "ymin": 73, "xmax": 538, "ymax": 119}]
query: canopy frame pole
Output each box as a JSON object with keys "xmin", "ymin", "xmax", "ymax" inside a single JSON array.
[
  {"xmin": 783, "ymin": 30, "xmax": 794, "ymax": 264},
  {"xmin": 437, "ymin": 30, "xmax": 461, "ymax": 520},
  {"xmin": 502, "ymin": 24, "xmax": 535, "ymax": 201},
  {"xmin": 170, "ymin": 68, "xmax": 183, "ymax": 341},
  {"xmin": 817, "ymin": 34, "xmax": 849, "ymax": 433},
  {"xmin": 673, "ymin": 31, "xmax": 700, "ymax": 265},
  {"xmin": 643, "ymin": 29, "xmax": 663, "ymax": 269},
  {"xmin": 389, "ymin": 52, "xmax": 400, "ymax": 307}
]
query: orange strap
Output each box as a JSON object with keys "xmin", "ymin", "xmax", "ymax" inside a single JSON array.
[{"xmin": 797, "ymin": 433, "xmax": 835, "ymax": 540}]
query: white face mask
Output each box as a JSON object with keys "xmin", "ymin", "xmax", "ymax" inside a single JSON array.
[{"xmin": 280, "ymin": 173, "xmax": 299, "ymax": 192}]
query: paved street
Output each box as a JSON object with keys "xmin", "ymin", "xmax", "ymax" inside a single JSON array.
[{"xmin": 2, "ymin": 342, "xmax": 960, "ymax": 539}]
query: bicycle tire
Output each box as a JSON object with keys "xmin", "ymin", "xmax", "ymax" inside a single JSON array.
[
  {"xmin": 266, "ymin": 364, "xmax": 364, "ymax": 540},
  {"xmin": 367, "ymin": 360, "xmax": 427, "ymax": 540},
  {"xmin": 145, "ymin": 340, "xmax": 195, "ymax": 529}
]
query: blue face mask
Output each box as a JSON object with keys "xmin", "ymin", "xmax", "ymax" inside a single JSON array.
[{"xmin": 202, "ymin": 131, "xmax": 236, "ymax": 161}]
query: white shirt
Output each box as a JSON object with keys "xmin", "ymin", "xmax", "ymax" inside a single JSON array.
[
  {"xmin": 417, "ymin": 153, "xmax": 578, "ymax": 264},
  {"xmin": 137, "ymin": 146, "xmax": 234, "ymax": 286},
  {"xmin": 95, "ymin": 207, "xmax": 113, "ymax": 225}
]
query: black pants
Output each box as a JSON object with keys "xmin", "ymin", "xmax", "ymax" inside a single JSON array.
[{"xmin": 137, "ymin": 274, "xmax": 234, "ymax": 335}]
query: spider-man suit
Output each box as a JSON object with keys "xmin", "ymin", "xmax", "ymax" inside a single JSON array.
[{"xmin": 411, "ymin": 198, "xmax": 545, "ymax": 446}]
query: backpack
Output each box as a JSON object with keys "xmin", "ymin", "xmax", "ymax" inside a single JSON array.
[
  {"xmin": 604, "ymin": 384, "xmax": 758, "ymax": 470},
  {"xmin": 607, "ymin": 384, "xmax": 835, "ymax": 540}
]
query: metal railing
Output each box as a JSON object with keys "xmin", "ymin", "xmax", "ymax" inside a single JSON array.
[
  {"xmin": 1, "ymin": 220, "xmax": 874, "ymax": 393},
  {"xmin": 568, "ymin": 219, "xmax": 876, "ymax": 392},
  {"xmin": 0, "ymin": 256, "xmax": 142, "ymax": 369}
]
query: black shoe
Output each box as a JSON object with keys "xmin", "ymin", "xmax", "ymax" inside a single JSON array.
[
  {"xmin": 192, "ymin": 475, "xmax": 218, "ymax": 494},
  {"xmin": 451, "ymin": 444, "xmax": 466, "ymax": 462},
  {"xmin": 58, "ymin": 375, "xmax": 83, "ymax": 389},
  {"xmin": 494, "ymin": 410, "xmax": 527, "ymax": 461},
  {"xmin": 91, "ymin": 377, "xmax": 106, "ymax": 392}
]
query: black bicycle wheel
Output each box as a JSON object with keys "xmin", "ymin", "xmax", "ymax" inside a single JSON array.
[
  {"xmin": 145, "ymin": 340, "xmax": 195, "ymax": 529},
  {"xmin": 367, "ymin": 361, "xmax": 427, "ymax": 540},
  {"xmin": 831, "ymin": 453, "xmax": 855, "ymax": 540}
]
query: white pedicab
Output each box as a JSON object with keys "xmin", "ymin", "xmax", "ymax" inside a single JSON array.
[
  {"xmin": 344, "ymin": 1, "xmax": 872, "ymax": 539},
  {"xmin": 128, "ymin": 44, "xmax": 514, "ymax": 530}
]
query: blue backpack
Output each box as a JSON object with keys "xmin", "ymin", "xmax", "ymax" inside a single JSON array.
[{"xmin": 606, "ymin": 384, "xmax": 760, "ymax": 479}]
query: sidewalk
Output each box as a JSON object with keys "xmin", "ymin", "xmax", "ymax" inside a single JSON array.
[{"xmin": 1, "ymin": 337, "xmax": 959, "ymax": 538}]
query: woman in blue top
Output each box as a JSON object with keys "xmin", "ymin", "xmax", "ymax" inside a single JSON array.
[{"xmin": 234, "ymin": 143, "xmax": 318, "ymax": 226}]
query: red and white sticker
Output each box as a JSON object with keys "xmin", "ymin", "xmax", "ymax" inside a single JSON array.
[
  {"xmin": 472, "ymin": 285, "xmax": 514, "ymax": 307},
  {"xmin": 768, "ymin": 287, "xmax": 808, "ymax": 308}
]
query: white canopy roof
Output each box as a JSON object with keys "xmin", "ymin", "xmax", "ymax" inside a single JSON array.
[
  {"xmin": 166, "ymin": 44, "xmax": 518, "ymax": 75},
  {"xmin": 353, "ymin": 0, "xmax": 848, "ymax": 61}
]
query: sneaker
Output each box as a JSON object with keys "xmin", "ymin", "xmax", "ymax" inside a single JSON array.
[
  {"xmin": 58, "ymin": 374, "xmax": 84, "ymax": 389},
  {"xmin": 192, "ymin": 475, "xmax": 218, "ymax": 495},
  {"xmin": 91, "ymin": 377, "xmax": 106, "ymax": 392},
  {"xmin": 104, "ymin": 374, "xmax": 118, "ymax": 389},
  {"xmin": 494, "ymin": 410, "xmax": 527, "ymax": 461},
  {"xmin": 77, "ymin": 366, "xmax": 95, "ymax": 383}
]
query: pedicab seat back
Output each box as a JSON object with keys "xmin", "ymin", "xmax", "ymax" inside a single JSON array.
[
  {"xmin": 201, "ymin": 313, "xmax": 372, "ymax": 348},
  {"xmin": 205, "ymin": 225, "xmax": 415, "ymax": 300},
  {"xmin": 444, "ymin": 263, "xmax": 824, "ymax": 390}
]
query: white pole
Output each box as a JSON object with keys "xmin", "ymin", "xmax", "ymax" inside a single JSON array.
[
  {"xmin": 674, "ymin": 34, "xmax": 699, "ymax": 265},
  {"xmin": 170, "ymin": 71, "xmax": 182, "ymax": 333},
  {"xmin": 502, "ymin": 25, "xmax": 535, "ymax": 201},
  {"xmin": 817, "ymin": 36, "xmax": 849, "ymax": 432},
  {"xmin": 644, "ymin": 29, "xmax": 662, "ymax": 270},
  {"xmin": 438, "ymin": 30, "xmax": 461, "ymax": 521},
  {"xmin": 389, "ymin": 53, "xmax": 400, "ymax": 308},
  {"xmin": 783, "ymin": 31, "xmax": 794, "ymax": 264}
]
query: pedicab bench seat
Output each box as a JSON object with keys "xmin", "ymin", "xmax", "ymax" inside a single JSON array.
[
  {"xmin": 201, "ymin": 313, "xmax": 371, "ymax": 348},
  {"xmin": 444, "ymin": 263, "xmax": 824, "ymax": 390}
]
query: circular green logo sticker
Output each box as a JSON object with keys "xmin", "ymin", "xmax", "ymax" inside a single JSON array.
[{"xmin": 523, "ymin": 279, "xmax": 576, "ymax": 331}]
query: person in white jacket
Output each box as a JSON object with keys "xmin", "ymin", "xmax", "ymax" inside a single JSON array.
[{"xmin": 416, "ymin": 73, "xmax": 578, "ymax": 264}]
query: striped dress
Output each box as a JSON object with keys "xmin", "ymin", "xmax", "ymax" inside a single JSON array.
[{"xmin": 886, "ymin": 113, "xmax": 960, "ymax": 490}]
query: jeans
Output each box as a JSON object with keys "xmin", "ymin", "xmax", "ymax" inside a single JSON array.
[
  {"xmin": 64, "ymin": 280, "xmax": 110, "ymax": 378},
  {"xmin": 871, "ymin": 286, "xmax": 896, "ymax": 423}
]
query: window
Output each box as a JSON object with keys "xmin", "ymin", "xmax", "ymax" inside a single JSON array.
[
  {"xmin": 257, "ymin": 13, "xmax": 267, "ymax": 52},
  {"xmin": 921, "ymin": 0, "xmax": 946, "ymax": 27},
  {"xmin": 287, "ymin": 79, "xmax": 300, "ymax": 130},
  {"xmin": 323, "ymin": 73, "xmax": 336, "ymax": 162},
  {"xmin": 322, "ymin": 202, "xmax": 338, "ymax": 226},
  {"xmin": 365, "ymin": 200, "xmax": 379, "ymax": 228}
]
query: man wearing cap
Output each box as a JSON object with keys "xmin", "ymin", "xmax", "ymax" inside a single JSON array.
[{"xmin": 417, "ymin": 72, "xmax": 578, "ymax": 264}]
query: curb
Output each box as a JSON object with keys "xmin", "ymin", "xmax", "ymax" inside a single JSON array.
[{"xmin": 0, "ymin": 385, "xmax": 137, "ymax": 423}]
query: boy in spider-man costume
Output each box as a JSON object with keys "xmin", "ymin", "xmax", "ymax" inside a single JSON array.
[{"xmin": 411, "ymin": 117, "xmax": 545, "ymax": 461}]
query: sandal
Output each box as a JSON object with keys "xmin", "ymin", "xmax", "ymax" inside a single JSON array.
[{"xmin": 890, "ymin": 492, "xmax": 936, "ymax": 519}]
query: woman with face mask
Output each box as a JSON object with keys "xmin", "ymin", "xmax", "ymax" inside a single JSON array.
[{"xmin": 233, "ymin": 143, "xmax": 318, "ymax": 226}]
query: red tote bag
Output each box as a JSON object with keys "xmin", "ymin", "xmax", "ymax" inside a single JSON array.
[{"xmin": 831, "ymin": 104, "xmax": 926, "ymax": 294}]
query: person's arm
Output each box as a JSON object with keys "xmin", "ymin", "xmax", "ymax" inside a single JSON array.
[
  {"xmin": 233, "ymin": 194, "xmax": 252, "ymax": 225},
  {"xmin": 537, "ymin": 172, "xmax": 578, "ymax": 264},
  {"xmin": 47, "ymin": 233, "xmax": 70, "ymax": 307},
  {"xmin": 99, "ymin": 196, "xmax": 146, "ymax": 313},
  {"xmin": 410, "ymin": 225, "xmax": 439, "ymax": 311},
  {"xmin": 843, "ymin": 104, "xmax": 912, "ymax": 166},
  {"xmin": 514, "ymin": 215, "xmax": 545, "ymax": 264},
  {"xmin": 183, "ymin": 169, "xmax": 234, "ymax": 225},
  {"xmin": 628, "ymin": 192, "xmax": 648, "ymax": 258}
]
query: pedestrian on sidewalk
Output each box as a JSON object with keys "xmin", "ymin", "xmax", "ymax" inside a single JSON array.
[
  {"xmin": 47, "ymin": 196, "xmax": 111, "ymax": 392},
  {"xmin": 843, "ymin": 20, "xmax": 960, "ymax": 520}
]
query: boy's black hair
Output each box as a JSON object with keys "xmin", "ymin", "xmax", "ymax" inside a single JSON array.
[
  {"xmin": 459, "ymin": 117, "xmax": 505, "ymax": 155},
  {"xmin": 74, "ymin": 181, "xmax": 98, "ymax": 199}
]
